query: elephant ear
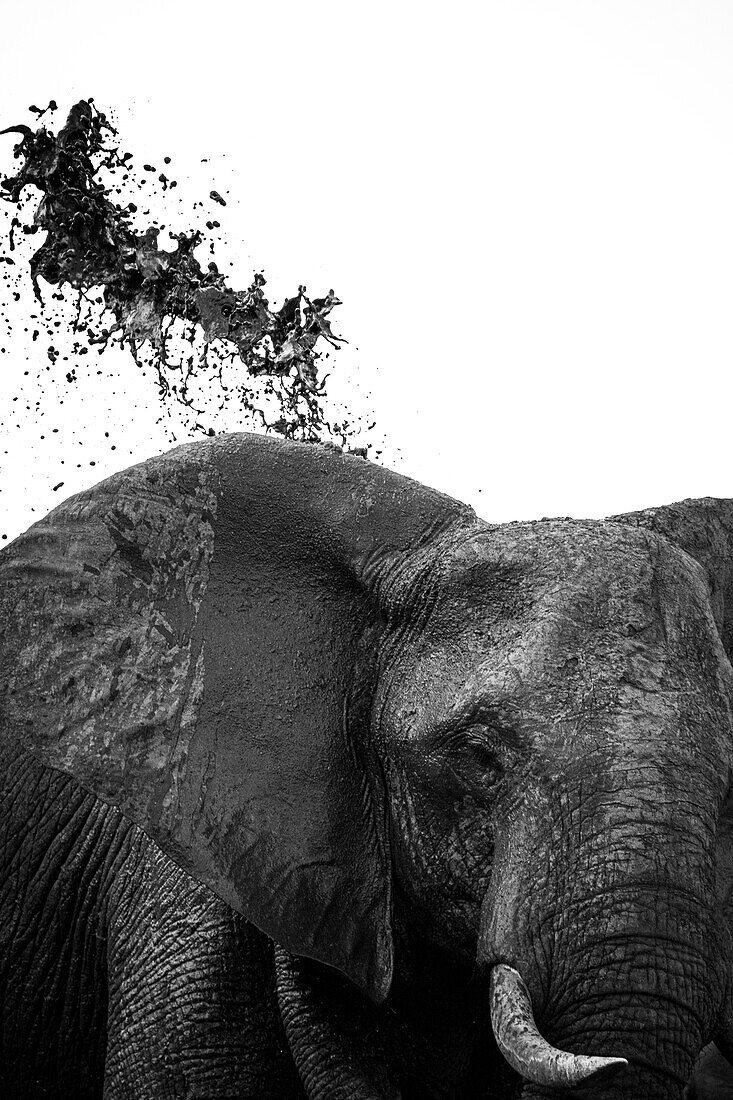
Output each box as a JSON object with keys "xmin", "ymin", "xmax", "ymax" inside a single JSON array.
[
  {"xmin": 610, "ymin": 497, "xmax": 733, "ymax": 662},
  {"xmin": 0, "ymin": 433, "xmax": 474, "ymax": 1002}
]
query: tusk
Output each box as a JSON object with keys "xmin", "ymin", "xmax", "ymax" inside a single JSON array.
[{"xmin": 490, "ymin": 963, "xmax": 628, "ymax": 1087}]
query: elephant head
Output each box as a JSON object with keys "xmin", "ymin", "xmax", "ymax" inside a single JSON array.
[{"xmin": 2, "ymin": 432, "xmax": 733, "ymax": 1098}]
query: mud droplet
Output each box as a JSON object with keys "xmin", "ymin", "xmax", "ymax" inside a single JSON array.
[{"xmin": 0, "ymin": 98, "xmax": 376, "ymax": 452}]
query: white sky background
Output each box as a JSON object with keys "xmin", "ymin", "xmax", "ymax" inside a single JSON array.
[{"xmin": 1, "ymin": 0, "xmax": 732, "ymax": 541}]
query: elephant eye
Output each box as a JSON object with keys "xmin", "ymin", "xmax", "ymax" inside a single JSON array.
[
  {"xmin": 435, "ymin": 722, "xmax": 516, "ymax": 782},
  {"xmin": 462, "ymin": 727, "xmax": 514, "ymax": 773}
]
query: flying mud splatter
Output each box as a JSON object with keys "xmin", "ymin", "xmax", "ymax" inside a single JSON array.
[{"xmin": 0, "ymin": 99, "xmax": 373, "ymax": 448}]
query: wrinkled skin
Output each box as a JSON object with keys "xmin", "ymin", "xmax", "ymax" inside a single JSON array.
[
  {"xmin": 379, "ymin": 517, "xmax": 733, "ymax": 1097},
  {"xmin": 2, "ymin": 432, "xmax": 733, "ymax": 1098},
  {"xmin": 0, "ymin": 745, "xmax": 302, "ymax": 1098}
]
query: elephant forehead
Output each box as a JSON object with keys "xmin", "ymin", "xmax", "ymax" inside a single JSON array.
[
  {"xmin": 442, "ymin": 517, "xmax": 671, "ymax": 580},
  {"xmin": 430, "ymin": 518, "xmax": 714, "ymax": 631},
  {"xmin": 380, "ymin": 519, "xmax": 730, "ymax": 735}
]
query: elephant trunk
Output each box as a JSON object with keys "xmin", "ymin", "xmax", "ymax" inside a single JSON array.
[
  {"xmin": 479, "ymin": 762, "xmax": 732, "ymax": 1098},
  {"xmin": 485, "ymin": 887, "xmax": 729, "ymax": 1097},
  {"xmin": 518, "ymin": 988, "xmax": 704, "ymax": 1098},
  {"xmin": 489, "ymin": 956, "xmax": 701, "ymax": 1097}
]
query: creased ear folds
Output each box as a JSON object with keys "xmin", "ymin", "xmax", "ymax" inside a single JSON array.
[
  {"xmin": 611, "ymin": 497, "xmax": 733, "ymax": 662},
  {"xmin": 0, "ymin": 433, "xmax": 474, "ymax": 1002}
]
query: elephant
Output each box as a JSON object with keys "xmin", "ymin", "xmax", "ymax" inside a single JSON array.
[{"xmin": 2, "ymin": 430, "xmax": 733, "ymax": 1099}]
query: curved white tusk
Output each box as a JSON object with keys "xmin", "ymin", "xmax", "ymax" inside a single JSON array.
[{"xmin": 490, "ymin": 963, "xmax": 628, "ymax": 1087}]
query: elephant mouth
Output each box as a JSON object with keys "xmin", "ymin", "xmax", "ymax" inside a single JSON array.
[{"xmin": 489, "ymin": 963, "xmax": 628, "ymax": 1089}]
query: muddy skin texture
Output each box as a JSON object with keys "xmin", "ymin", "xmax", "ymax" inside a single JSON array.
[{"xmin": 2, "ymin": 433, "xmax": 733, "ymax": 1097}]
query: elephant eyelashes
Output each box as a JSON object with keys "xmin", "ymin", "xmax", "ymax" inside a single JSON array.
[
  {"xmin": 436, "ymin": 724, "xmax": 517, "ymax": 784},
  {"xmin": 449, "ymin": 728, "xmax": 494, "ymax": 766},
  {"xmin": 463, "ymin": 728, "xmax": 520, "ymax": 775}
]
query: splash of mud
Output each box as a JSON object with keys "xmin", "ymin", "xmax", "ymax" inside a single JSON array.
[{"xmin": 1, "ymin": 99, "xmax": 370, "ymax": 447}]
